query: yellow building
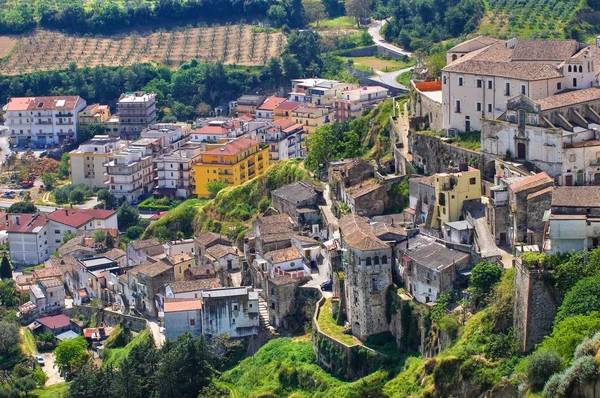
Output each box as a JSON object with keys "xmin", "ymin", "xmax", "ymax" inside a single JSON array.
[
  {"xmin": 273, "ymin": 101, "xmax": 302, "ymax": 120},
  {"xmin": 164, "ymin": 252, "xmax": 194, "ymax": 281},
  {"xmin": 78, "ymin": 104, "xmax": 111, "ymax": 126},
  {"xmin": 292, "ymin": 106, "xmax": 332, "ymax": 134},
  {"xmin": 192, "ymin": 137, "xmax": 270, "ymax": 197},
  {"xmin": 431, "ymin": 164, "xmax": 481, "ymax": 229},
  {"xmin": 69, "ymin": 135, "xmax": 125, "ymax": 188}
]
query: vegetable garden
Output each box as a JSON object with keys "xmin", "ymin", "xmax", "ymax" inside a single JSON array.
[{"xmin": 0, "ymin": 24, "xmax": 286, "ymax": 75}]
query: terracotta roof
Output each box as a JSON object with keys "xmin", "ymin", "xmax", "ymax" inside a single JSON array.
[
  {"xmin": 275, "ymin": 101, "xmax": 302, "ymax": 111},
  {"xmin": 186, "ymin": 263, "xmax": 216, "ymax": 278},
  {"xmin": 164, "ymin": 298, "xmax": 202, "ymax": 312},
  {"xmin": 7, "ymin": 214, "xmax": 48, "ymax": 233},
  {"xmin": 194, "ymin": 232, "xmax": 230, "ymax": 247},
  {"xmin": 15, "ymin": 274, "xmax": 33, "ymax": 286},
  {"xmin": 265, "ymin": 246, "xmax": 302, "ymax": 263},
  {"xmin": 46, "ymin": 255, "xmax": 79, "ymax": 275},
  {"xmin": 535, "ymin": 88, "xmax": 600, "ymax": 111},
  {"xmin": 194, "ymin": 125, "xmax": 230, "ymax": 135},
  {"xmin": 166, "ymin": 252, "xmax": 194, "ymax": 265},
  {"xmin": 103, "ymin": 248, "xmax": 126, "ymax": 261},
  {"xmin": 268, "ymin": 275, "xmax": 297, "ymax": 286},
  {"xmin": 6, "ymin": 96, "xmax": 81, "ymax": 111},
  {"xmin": 168, "ymin": 278, "xmax": 221, "ymax": 293},
  {"xmin": 339, "ymin": 214, "xmax": 390, "ymax": 251},
  {"xmin": 412, "ymin": 175, "xmax": 435, "ymax": 187},
  {"xmin": 509, "ymin": 172, "xmax": 553, "ymax": 193},
  {"xmin": 37, "ymin": 314, "xmax": 71, "ymax": 330},
  {"xmin": 149, "ymin": 211, "xmax": 168, "ymax": 221},
  {"xmin": 372, "ymin": 222, "xmax": 407, "ymax": 238},
  {"xmin": 129, "ymin": 261, "xmax": 173, "ymax": 278},
  {"xmin": 564, "ymin": 139, "xmax": 600, "ymax": 149},
  {"xmin": 33, "ymin": 266, "xmax": 62, "ymax": 280},
  {"xmin": 552, "ymin": 186, "xmax": 600, "ymax": 208},
  {"xmin": 205, "ymin": 244, "xmax": 238, "ymax": 259},
  {"xmin": 527, "ymin": 186, "xmax": 554, "ymax": 201},
  {"xmin": 511, "ymin": 39, "xmax": 578, "ymax": 61},
  {"xmin": 272, "ymin": 181, "xmax": 319, "ymax": 203},
  {"xmin": 293, "ymin": 106, "xmax": 318, "ymax": 114},
  {"xmin": 448, "ymin": 36, "xmax": 505, "ymax": 52},
  {"xmin": 271, "ymin": 118, "xmax": 297, "ymax": 129},
  {"xmin": 345, "ymin": 179, "xmax": 382, "ymax": 198},
  {"xmin": 39, "ymin": 277, "xmax": 63, "ymax": 289},
  {"xmin": 257, "ymin": 96, "xmax": 287, "ymax": 111},
  {"xmin": 201, "ymin": 137, "xmax": 258, "ymax": 157},
  {"xmin": 47, "ymin": 209, "xmax": 116, "ymax": 228},
  {"xmin": 130, "ymin": 238, "xmax": 161, "ymax": 250}
]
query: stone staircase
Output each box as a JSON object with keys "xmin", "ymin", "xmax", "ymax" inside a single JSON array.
[{"xmin": 258, "ymin": 296, "xmax": 271, "ymax": 329}]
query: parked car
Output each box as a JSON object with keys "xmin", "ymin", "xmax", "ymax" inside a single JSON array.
[
  {"xmin": 320, "ymin": 280, "xmax": 333, "ymax": 291},
  {"xmin": 35, "ymin": 355, "xmax": 45, "ymax": 366}
]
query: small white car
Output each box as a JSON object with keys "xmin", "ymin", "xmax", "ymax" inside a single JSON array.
[{"xmin": 35, "ymin": 355, "xmax": 45, "ymax": 366}]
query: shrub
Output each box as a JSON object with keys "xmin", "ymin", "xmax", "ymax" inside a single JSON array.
[
  {"xmin": 438, "ymin": 315, "xmax": 459, "ymax": 340},
  {"xmin": 525, "ymin": 350, "xmax": 563, "ymax": 390},
  {"xmin": 471, "ymin": 261, "xmax": 502, "ymax": 293},
  {"xmin": 574, "ymin": 332, "xmax": 600, "ymax": 359},
  {"xmin": 556, "ymin": 274, "xmax": 600, "ymax": 323},
  {"xmin": 126, "ymin": 226, "xmax": 144, "ymax": 240}
]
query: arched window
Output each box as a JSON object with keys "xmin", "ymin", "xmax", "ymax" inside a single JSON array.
[
  {"xmin": 374, "ymin": 256, "xmax": 380, "ymax": 265},
  {"xmin": 568, "ymin": 65, "xmax": 572, "ymax": 72},
  {"xmin": 365, "ymin": 257, "xmax": 372, "ymax": 266},
  {"xmin": 579, "ymin": 65, "xmax": 583, "ymax": 73},
  {"xmin": 382, "ymin": 255, "xmax": 388, "ymax": 264},
  {"xmin": 452, "ymin": 54, "xmax": 457, "ymax": 61}
]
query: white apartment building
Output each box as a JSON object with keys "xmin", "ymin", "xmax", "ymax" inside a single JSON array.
[
  {"xmin": 116, "ymin": 92, "xmax": 157, "ymax": 140},
  {"xmin": 248, "ymin": 118, "xmax": 305, "ymax": 162},
  {"xmin": 140, "ymin": 123, "xmax": 191, "ymax": 151},
  {"xmin": 289, "ymin": 79, "xmax": 357, "ymax": 105},
  {"xmin": 153, "ymin": 145, "xmax": 202, "ymax": 198},
  {"xmin": 8, "ymin": 209, "xmax": 118, "ymax": 266},
  {"xmin": 442, "ymin": 37, "xmax": 600, "ymax": 132},
  {"xmin": 482, "ymin": 87, "xmax": 600, "ymax": 186},
  {"xmin": 69, "ymin": 136, "xmax": 125, "ymax": 188},
  {"xmin": 105, "ymin": 138, "xmax": 161, "ymax": 203},
  {"xmin": 201, "ymin": 287, "xmax": 259, "ymax": 338},
  {"xmin": 331, "ymin": 86, "xmax": 389, "ymax": 121},
  {"xmin": 4, "ymin": 96, "xmax": 87, "ymax": 147}
]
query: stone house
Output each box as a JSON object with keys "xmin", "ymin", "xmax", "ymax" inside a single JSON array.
[
  {"xmin": 184, "ymin": 263, "xmax": 217, "ymax": 280},
  {"xmin": 201, "ymin": 287, "xmax": 260, "ymax": 338},
  {"xmin": 126, "ymin": 238, "xmax": 166, "ymax": 266},
  {"xmin": 166, "ymin": 238, "xmax": 195, "ymax": 256},
  {"xmin": 339, "ymin": 214, "xmax": 392, "ymax": 341},
  {"xmin": 204, "ymin": 244, "xmax": 242, "ymax": 272},
  {"xmin": 267, "ymin": 276, "xmax": 300, "ymax": 329},
  {"xmin": 253, "ymin": 213, "xmax": 297, "ymax": 256},
  {"xmin": 163, "ymin": 252, "xmax": 194, "ymax": 281},
  {"xmin": 547, "ymin": 186, "xmax": 600, "ymax": 253},
  {"xmin": 399, "ymin": 234, "xmax": 471, "ymax": 303},
  {"xmin": 47, "ymin": 256, "xmax": 80, "ymax": 298},
  {"xmin": 103, "ymin": 248, "xmax": 127, "ymax": 268},
  {"xmin": 126, "ymin": 260, "xmax": 175, "ymax": 316},
  {"xmin": 20, "ymin": 277, "xmax": 66, "ymax": 321},
  {"xmin": 328, "ymin": 158, "xmax": 375, "ymax": 199},
  {"xmin": 263, "ymin": 246, "xmax": 310, "ymax": 279},
  {"xmin": 194, "ymin": 232, "xmax": 231, "ymax": 263},
  {"xmin": 408, "ymin": 176, "xmax": 436, "ymax": 226},
  {"xmin": 163, "ymin": 299, "xmax": 203, "ymax": 341},
  {"xmin": 164, "ymin": 278, "xmax": 222, "ymax": 299},
  {"xmin": 271, "ymin": 181, "xmax": 322, "ymax": 226}
]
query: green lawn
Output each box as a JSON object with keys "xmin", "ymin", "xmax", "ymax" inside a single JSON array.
[
  {"xmin": 316, "ymin": 299, "xmax": 362, "ymax": 346},
  {"xmin": 396, "ymin": 70, "xmax": 412, "ymax": 87},
  {"xmin": 21, "ymin": 327, "xmax": 37, "ymax": 356},
  {"xmin": 102, "ymin": 330, "xmax": 150, "ymax": 369},
  {"xmin": 349, "ymin": 56, "xmax": 415, "ymax": 73},
  {"xmin": 33, "ymin": 382, "xmax": 69, "ymax": 398},
  {"xmin": 310, "ymin": 16, "xmax": 357, "ymax": 30}
]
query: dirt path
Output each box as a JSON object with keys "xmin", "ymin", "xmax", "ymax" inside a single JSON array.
[{"xmin": 20, "ymin": 328, "xmax": 65, "ymax": 386}]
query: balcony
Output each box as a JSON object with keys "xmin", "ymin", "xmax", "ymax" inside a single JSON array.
[
  {"xmin": 56, "ymin": 121, "xmax": 74, "ymax": 125},
  {"xmin": 591, "ymin": 159, "xmax": 600, "ymax": 166},
  {"xmin": 248, "ymin": 169, "xmax": 255, "ymax": 177},
  {"xmin": 56, "ymin": 112, "xmax": 73, "ymax": 117},
  {"xmin": 35, "ymin": 121, "xmax": 52, "ymax": 125}
]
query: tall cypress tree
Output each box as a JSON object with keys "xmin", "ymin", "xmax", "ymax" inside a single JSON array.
[{"xmin": 0, "ymin": 255, "xmax": 12, "ymax": 280}]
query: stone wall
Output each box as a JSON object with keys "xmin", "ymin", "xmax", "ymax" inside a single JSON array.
[
  {"xmin": 65, "ymin": 305, "xmax": 148, "ymax": 332},
  {"xmin": 343, "ymin": 65, "xmax": 374, "ymax": 79},
  {"xmin": 411, "ymin": 133, "xmax": 483, "ymax": 175},
  {"xmin": 410, "ymin": 84, "xmax": 443, "ymax": 132},
  {"xmin": 513, "ymin": 259, "xmax": 558, "ymax": 352}
]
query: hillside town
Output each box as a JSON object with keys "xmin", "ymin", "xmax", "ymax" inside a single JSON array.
[{"xmin": 3, "ymin": 29, "xmax": 600, "ymax": 398}]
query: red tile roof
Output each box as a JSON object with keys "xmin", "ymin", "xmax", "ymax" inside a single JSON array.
[
  {"xmin": 7, "ymin": 214, "xmax": 48, "ymax": 233},
  {"xmin": 258, "ymin": 96, "xmax": 287, "ymax": 111},
  {"xmin": 164, "ymin": 298, "xmax": 202, "ymax": 312},
  {"xmin": 150, "ymin": 211, "xmax": 169, "ymax": 221},
  {"xmin": 6, "ymin": 96, "xmax": 81, "ymax": 111},
  {"xmin": 275, "ymin": 101, "xmax": 302, "ymax": 111},
  {"xmin": 37, "ymin": 314, "xmax": 71, "ymax": 330},
  {"xmin": 47, "ymin": 209, "xmax": 116, "ymax": 228},
  {"xmin": 201, "ymin": 137, "xmax": 259, "ymax": 157},
  {"xmin": 194, "ymin": 125, "xmax": 230, "ymax": 135},
  {"xmin": 509, "ymin": 172, "xmax": 553, "ymax": 193}
]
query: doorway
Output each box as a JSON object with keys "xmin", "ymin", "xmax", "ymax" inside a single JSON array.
[{"xmin": 517, "ymin": 142, "xmax": 526, "ymax": 159}]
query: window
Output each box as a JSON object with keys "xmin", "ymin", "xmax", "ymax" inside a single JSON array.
[
  {"xmin": 458, "ymin": 77, "xmax": 464, "ymax": 86},
  {"xmin": 487, "ymin": 103, "xmax": 493, "ymax": 113},
  {"xmin": 579, "ymin": 65, "xmax": 583, "ymax": 73},
  {"xmin": 488, "ymin": 80, "xmax": 493, "ymax": 89},
  {"xmin": 455, "ymin": 100, "xmax": 461, "ymax": 113},
  {"xmin": 505, "ymin": 82, "xmax": 511, "ymax": 96},
  {"xmin": 374, "ymin": 256, "xmax": 380, "ymax": 265},
  {"xmin": 518, "ymin": 110, "xmax": 526, "ymax": 129},
  {"xmin": 570, "ymin": 154, "xmax": 576, "ymax": 162},
  {"xmin": 521, "ymin": 85, "xmax": 526, "ymax": 95},
  {"xmin": 382, "ymin": 255, "xmax": 388, "ymax": 264},
  {"xmin": 443, "ymin": 76, "xmax": 447, "ymax": 84},
  {"xmin": 568, "ymin": 65, "xmax": 572, "ymax": 72},
  {"xmin": 54, "ymin": 229, "xmax": 60, "ymax": 234},
  {"xmin": 365, "ymin": 257, "xmax": 372, "ymax": 266},
  {"xmin": 476, "ymin": 102, "xmax": 482, "ymax": 112},
  {"xmin": 233, "ymin": 304, "xmax": 238, "ymax": 311},
  {"xmin": 573, "ymin": 78, "xmax": 578, "ymax": 87},
  {"xmin": 476, "ymin": 79, "xmax": 482, "ymax": 88},
  {"xmin": 470, "ymin": 177, "xmax": 477, "ymax": 185},
  {"xmin": 190, "ymin": 319, "xmax": 195, "ymax": 326},
  {"xmin": 557, "ymin": 82, "xmax": 562, "ymax": 90},
  {"xmin": 232, "ymin": 318, "xmax": 235, "ymax": 324}
]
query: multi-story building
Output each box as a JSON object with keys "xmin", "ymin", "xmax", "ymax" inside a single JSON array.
[
  {"xmin": 4, "ymin": 96, "xmax": 87, "ymax": 147},
  {"xmin": 105, "ymin": 138, "xmax": 161, "ymax": 203},
  {"xmin": 69, "ymin": 135, "xmax": 125, "ymax": 188},
  {"xmin": 255, "ymin": 96, "xmax": 287, "ymax": 120},
  {"xmin": 273, "ymin": 101, "xmax": 302, "ymax": 120},
  {"xmin": 291, "ymin": 106, "xmax": 331, "ymax": 134},
  {"xmin": 191, "ymin": 137, "xmax": 270, "ymax": 197},
  {"xmin": 115, "ymin": 92, "xmax": 157, "ymax": 140},
  {"xmin": 442, "ymin": 37, "xmax": 600, "ymax": 132},
  {"xmin": 153, "ymin": 145, "xmax": 202, "ymax": 198},
  {"xmin": 482, "ymin": 87, "xmax": 600, "ymax": 185},
  {"xmin": 140, "ymin": 123, "xmax": 190, "ymax": 151},
  {"xmin": 332, "ymin": 86, "xmax": 389, "ymax": 120},
  {"xmin": 289, "ymin": 79, "xmax": 357, "ymax": 105},
  {"xmin": 249, "ymin": 118, "xmax": 305, "ymax": 162},
  {"xmin": 201, "ymin": 287, "xmax": 259, "ymax": 338},
  {"xmin": 431, "ymin": 164, "xmax": 481, "ymax": 229},
  {"xmin": 190, "ymin": 124, "xmax": 232, "ymax": 143},
  {"xmin": 78, "ymin": 104, "xmax": 111, "ymax": 126},
  {"xmin": 236, "ymin": 95, "xmax": 266, "ymax": 117}
]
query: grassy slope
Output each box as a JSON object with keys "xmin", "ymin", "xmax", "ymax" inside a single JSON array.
[
  {"xmin": 102, "ymin": 330, "xmax": 150, "ymax": 369},
  {"xmin": 33, "ymin": 382, "xmax": 69, "ymax": 398}
]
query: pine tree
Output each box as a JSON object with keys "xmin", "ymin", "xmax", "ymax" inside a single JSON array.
[{"xmin": 0, "ymin": 255, "xmax": 12, "ymax": 280}]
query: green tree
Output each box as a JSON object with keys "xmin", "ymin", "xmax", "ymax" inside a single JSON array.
[
  {"xmin": 471, "ymin": 261, "xmax": 502, "ymax": 293},
  {"xmin": 0, "ymin": 255, "xmax": 12, "ymax": 280},
  {"xmin": 127, "ymin": 226, "xmax": 144, "ymax": 240},
  {"xmin": 206, "ymin": 181, "xmax": 228, "ymax": 199},
  {"xmin": 55, "ymin": 336, "xmax": 90, "ymax": 379},
  {"xmin": 68, "ymin": 363, "xmax": 107, "ymax": 398},
  {"xmin": 58, "ymin": 153, "xmax": 70, "ymax": 179},
  {"xmin": 117, "ymin": 203, "xmax": 140, "ymax": 230},
  {"xmin": 97, "ymin": 189, "xmax": 118, "ymax": 210},
  {"xmin": 7, "ymin": 200, "xmax": 36, "ymax": 214},
  {"xmin": 525, "ymin": 350, "xmax": 563, "ymax": 390},
  {"xmin": 69, "ymin": 187, "xmax": 86, "ymax": 204},
  {"xmin": 0, "ymin": 321, "xmax": 19, "ymax": 355},
  {"xmin": 0, "ymin": 279, "xmax": 18, "ymax": 308},
  {"xmin": 78, "ymin": 123, "xmax": 107, "ymax": 145},
  {"xmin": 345, "ymin": 0, "xmax": 371, "ymax": 26},
  {"xmin": 93, "ymin": 230, "xmax": 106, "ymax": 243},
  {"xmin": 41, "ymin": 173, "xmax": 58, "ymax": 190},
  {"xmin": 539, "ymin": 313, "xmax": 600, "ymax": 363},
  {"xmin": 556, "ymin": 274, "xmax": 600, "ymax": 323}
]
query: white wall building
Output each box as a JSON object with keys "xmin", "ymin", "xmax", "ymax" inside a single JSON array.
[
  {"xmin": 201, "ymin": 287, "xmax": 259, "ymax": 338},
  {"xmin": 70, "ymin": 136, "xmax": 125, "ymax": 188},
  {"xmin": 153, "ymin": 145, "xmax": 202, "ymax": 198},
  {"xmin": 116, "ymin": 92, "xmax": 157, "ymax": 140}
]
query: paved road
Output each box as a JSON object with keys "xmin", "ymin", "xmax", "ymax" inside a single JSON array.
[
  {"xmin": 367, "ymin": 21, "xmax": 414, "ymax": 90},
  {"xmin": 371, "ymin": 66, "xmax": 414, "ymax": 90}
]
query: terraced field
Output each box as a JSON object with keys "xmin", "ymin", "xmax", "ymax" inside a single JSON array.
[{"xmin": 0, "ymin": 24, "xmax": 286, "ymax": 75}]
